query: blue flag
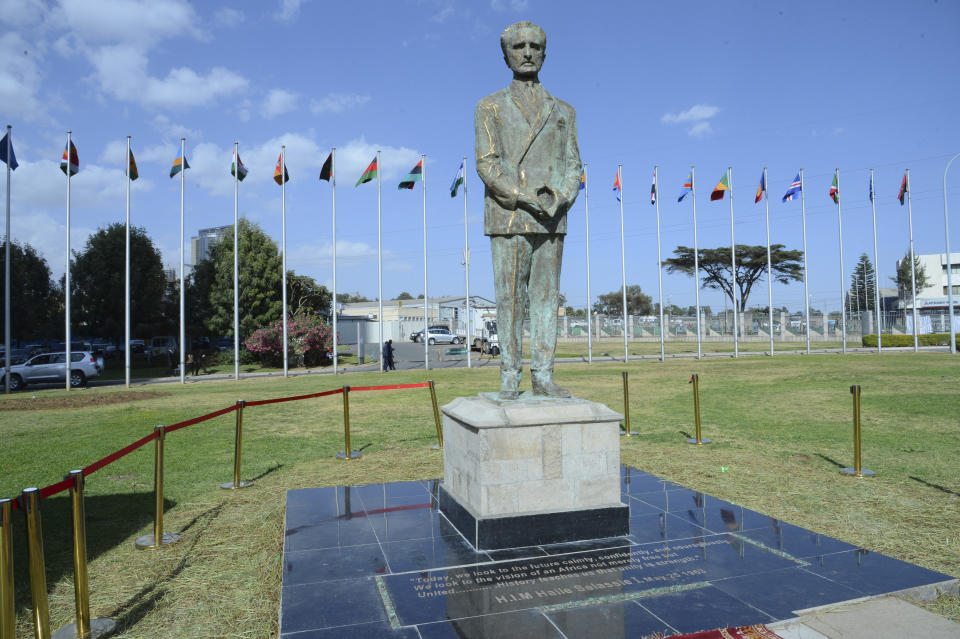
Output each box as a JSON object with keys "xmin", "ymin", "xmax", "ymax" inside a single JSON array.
[
  {"xmin": 782, "ymin": 173, "xmax": 802, "ymax": 202},
  {"xmin": 0, "ymin": 132, "xmax": 17, "ymax": 170}
]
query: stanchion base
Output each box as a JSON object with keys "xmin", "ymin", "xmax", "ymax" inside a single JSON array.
[
  {"xmin": 840, "ymin": 467, "xmax": 876, "ymax": 478},
  {"xmin": 430, "ymin": 444, "xmax": 443, "ymax": 451},
  {"xmin": 620, "ymin": 430, "xmax": 633, "ymax": 437},
  {"xmin": 53, "ymin": 619, "xmax": 117, "ymax": 639},
  {"xmin": 134, "ymin": 531, "xmax": 181, "ymax": 550},
  {"xmin": 686, "ymin": 438, "xmax": 712, "ymax": 445},
  {"xmin": 220, "ymin": 480, "xmax": 253, "ymax": 490},
  {"xmin": 336, "ymin": 451, "xmax": 362, "ymax": 460},
  {"xmin": 54, "ymin": 618, "xmax": 116, "ymax": 639}
]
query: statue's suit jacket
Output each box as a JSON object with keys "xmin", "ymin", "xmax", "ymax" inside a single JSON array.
[{"xmin": 475, "ymin": 82, "xmax": 582, "ymax": 236}]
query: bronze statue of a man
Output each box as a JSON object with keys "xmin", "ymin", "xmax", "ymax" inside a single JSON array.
[{"xmin": 475, "ymin": 21, "xmax": 582, "ymax": 400}]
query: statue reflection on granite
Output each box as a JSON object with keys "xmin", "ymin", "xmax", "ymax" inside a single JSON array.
[{"xmin": 475, "ymin": 21, "xmax": 582, "ymax": 400}]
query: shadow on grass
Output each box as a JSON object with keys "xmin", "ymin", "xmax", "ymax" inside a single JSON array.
[
  {"xmin": 249, "ymin": 463, "xmax": 284, "ymax": 482},
  {"xmin": 815, "ymin": 453, "xmax": 846, "ymax": 468},
  {"xmin": 909, "ymin": 476, "xmax": 960, "ymax": 497}
]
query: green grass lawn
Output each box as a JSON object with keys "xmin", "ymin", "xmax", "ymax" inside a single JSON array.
[{"xmin": 1, "ymin": 352, "xmax": 958, "ymax": 637}]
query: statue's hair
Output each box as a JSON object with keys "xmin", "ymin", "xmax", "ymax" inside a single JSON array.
[{"xmin": 500, "ymin": 21, "xmax": 546, "ymax": 56}]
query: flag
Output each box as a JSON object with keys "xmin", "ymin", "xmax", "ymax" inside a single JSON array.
[
  {"xmin": 782, "ymin": 173, "xmax": 801, "ymax": 202},
  {"xmin": 613, "ymin": 170, "xmax": 622, "ymax": 201},
  {"xmin": 170, "ymin": 148, "xmax": 189, "ymax": 178},
  {"xmin": 650, "ymin": 170, "xmax": 657, "ymax": 205},
  {"xmin": 678, "ymin": 172, "xmax": 693, "ymax": 202},
  {"xmin": 274, "ymin": 154, "xmax": 289, "ymax": 185},
  {"xmin": 451, "ymin": 160, "xmax": 465, "ymax": 197},
  {"xmin": 398, "ymin": 159, "xmax": 423, "ymax": 190},
  {"xmin": 898, "ymin": 173, "xmax": 907, "ymax": 205},
  {"xmin": 60, "ymin": 141, "xmax": 79, "ymax": 176},
  {"xmin": 319, "ymin": 152, "xmax": 332, "ymax": 182},
  {"xmin": 231, "ymin": 150, "xmax": 248, "ymax": 182},
  {"xmin": 710, "ymin": 170, "xmax": 730, "ymax": 201},
  {"xmin": 0, "ymin": 132, "xmax": 17, "ymax": 170},
  {"xmin": 869, "ymin": 173, "xmax": 874, "ymax": 203},
  {"xmin": 579, "ymin": 171, "xmax": 586, "ymax": 192},
  {"xmin": 755, "ymin": 172, "xmax": 765, "ymax": 203},
  {"xmin": 829, "ymin": 171, "xmax": 839, "ymax": 204},
  {"xmin": 127, "ymin": 148, "xmax": 139, "ymax": 181},
  {"xmin": 355, "ymin": 156, "xmax": 377, "ymax": 186}
]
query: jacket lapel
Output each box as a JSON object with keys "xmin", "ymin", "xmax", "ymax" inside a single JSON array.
[{"xmin": 518, "ymin": 89, "xmax": 555, "ymax": 165}]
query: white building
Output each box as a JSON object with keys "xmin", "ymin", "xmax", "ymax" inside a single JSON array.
[{"xmin": 899, "ymin": 252, "xmax": 960, "ymax": 332}]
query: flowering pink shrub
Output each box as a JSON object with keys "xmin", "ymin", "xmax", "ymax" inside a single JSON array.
[{"xmin": 245, "ymin": 312, "xmax": 333, "ymax": 367}]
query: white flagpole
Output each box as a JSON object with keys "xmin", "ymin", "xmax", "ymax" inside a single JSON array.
[
  {"xmin": 463, "ymin": 156, "xmax": 471, "ymax": 369},
  {"xmin": 584, "ymin": 163, "xmax": 592, "ymax": 364},
  {"xmin": 692, "ymin": 166, "xmax": 702, "ymax": 360},
  {"xmin": 4, "ymin": 125, "xmax": 11, "ymax": 394},
  {"xmin": 943, "ymin": 154, "xmax": 959, "ymax": 355},
  {"xmin": 907, "ymin": 168, "xmax": 919, "ymax": 352},
  {"xmin": 870, "ymin": 169, "xmax": 882, "ymax": 353},
  {"xmin": 422, "ymin": 154, "xmax": 428, "ymax": 371},
  {"xmin": 65, "ymin": 131, "xmax": 72, "ymax": 390},
  {"xmin": 331, "ymin": 148, "xmax": 338, "ymax": 374},
  {"xmin": 281, "ymin": 146, "xmax": 289, "ymax": 377},
  {"xmin": 179, "ymin": 138, "xmax": 186, "ymax": 382},
  {"xmin": 836, "ymin": 169, "xmax": 847, "ymax": 353},
  {"xmin": 654, "ymin": 166, "xmax": 665, "ymax": 362},
  {"xmin": 617, "ymin": 165, "xmax": 628, "ymax": 363},
  {"xmin": 800, "ymin": 169, "xmax": 811, "ymax": 354},
  {"xmin": 125, "ymin": 136, "xmax": 131, "ymax": 387},
  {"xmin": 377, "ymin": 149, "xmax": 383, "ymax": 373},
  {"xmin": 729, "ymin": 167, "xmax": 739, "ymax": 358},
  {"xmin": 233, "ymin": 142, "xmax": 240, "ymax": 380},
  {"xmin": 763, "ymin": 168, "xmax": 774, "ymax": 357}
]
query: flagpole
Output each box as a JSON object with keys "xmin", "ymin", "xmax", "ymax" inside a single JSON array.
[
  {"xmin": 654, "ymin": 165, "xmax": 665, "ymax": 362},
  {"xmin": 179, "ymin": 138, "xmax": 186, "ymax": 383},
  {"xmin": 763, "ymin": 168, "xmax": 774, "ymax": 357},
  {"xmin": 584, "ymin": 163, "xmax": 592, "ymax": 364},
  {"xmin": 422, "ymin": 154, "xmax": 428, "ymax": 371},
  {"xmin": 692, "ymin": 166, "xmax": 702, "ymax": 360},
  {"xmin": 281, "ymin": 145, "xmax": 289, "ymax": 377},
  {"xmin": 125, "ymin": 136, "xmax": 132, "ymax": 387},
  {"xmin": 835, "ymin": 169, "xmax": 847, "ymax": 354},
  {"xmin": 463, "ymin": 156, "xmax": 471, "ymax": 369},
  {"xmin": 233, "ymin": 142, "xmax": 240, "ymax": 380},
  {"xmin": 944, "ymin": 153, "xmax": 959, "ymax": 355},
  {"xmin": 907, "ymin": 168, "xmax": 919, "ymax": 352},
  {"xmin": 729, "ymin": 167, "xmax": 739, "ymax": 358},
  {"xmin": 331, "ymin": 148, "xmax": 339, "ymax": 374},
  {"xmin": 617, "ymin": 165, "xmax": 628, "ymax": 363},
  {"xmin": 4, "ymin": 125, "xmax": 11, "ymax": 394},
  {"xmin": 65, "ymin": 131, "xmax": 72, "ymax": 390},
  {"xmin": 870, "ymin": 169, "xmax": 882, "ymax": 353},
  {"xmin": 800, "ymin": 169, "xmax": 811, "ymax": 355},
  {"xmin": 377, "ymin": 149, "xmax": 383, "ymax": 373}
]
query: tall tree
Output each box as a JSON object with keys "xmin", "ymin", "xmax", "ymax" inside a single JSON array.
[
  {"xmin": 592, "ymin": 285, "xmax": 652, "ymax": 315},
  {"xmin": 336, "ymin": 292, "xmax": 371, "ymax": 303},
  {"xmin": 288, "ymin": 273, "xmax": 332, "ymax": 318},
  {"xmin": 0, "ymin": 241, "xmax": 58, "ymax": 341},
  {"xmin": 891, "ymin": 249, "xmax": 931, "ymax": 301},
  {"xmin": 70, "ymin": 223, "xmax": 166, "ymax": 343},
  {"xmin": 663, "ymin": 244, "xmax": 803, "ymax": 310},
  {"xmin": 849, "ymin": 253, "xmax": 876, "ymax": 312}
]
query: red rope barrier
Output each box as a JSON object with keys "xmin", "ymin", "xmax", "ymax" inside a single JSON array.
[
  {"xmin": 166, "ymin": 403, "xmax": 238, "ymax": 433},
  {"xmin": 38, "ymin": 477, "xmax": 74, "ymax": 500},
  {"xmin": 350, "ymin": 382, "xmax": 430, "ymax": 392},
  {"xmin": 82, "ymin": 430, "xmax": 159, "ymax": 477},
  {"xmin": 245, "ymin": 387, "xmax": 344, "ymax": 407}
]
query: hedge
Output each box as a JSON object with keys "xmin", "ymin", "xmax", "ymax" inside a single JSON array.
[{"xmin": 861, "ymin": 333, "xmax": 960, "ymax": 348}]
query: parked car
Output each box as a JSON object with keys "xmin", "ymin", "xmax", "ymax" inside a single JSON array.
[
  {"xmin": 411, "ymin": 327, "xmax": 464, "ymax": 345},
  {"xmin": 410, "ymin": 325, "xmax": 451, "ymax": 342},
  {"xmin": 215, "ymin": 337, "xmax": 234, "ymax": 351},
  {"xmin": 149, "ymin": 336, "xmax": 178, "ymax": 357},
  {"xmin": 1, "ymin": 351, "xmax": 104, "ymax": 390},
  {"xmin": 0, "ymin": 348, "xmax": 31, "ymax": 367}
]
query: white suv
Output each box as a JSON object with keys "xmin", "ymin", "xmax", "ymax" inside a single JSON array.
[{"xmin": 1, "ymin": 351, "xmax": 104, "ymax": 390}]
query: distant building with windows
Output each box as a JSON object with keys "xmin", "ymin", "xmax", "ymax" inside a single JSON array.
[
  {"xmin": 190, "ymin": 225, "xmax": 231, "ymax": 266},
  {"xmin": 898, "ymin": 252, "xmax": 960, "ymax": 332}
]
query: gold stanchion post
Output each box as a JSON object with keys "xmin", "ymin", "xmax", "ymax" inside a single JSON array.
[
  {"xmin": 336, "ymin": 387, "xmax": 361, "ymax": 460},
  {"xmin": 620, "ymin": 371, "xmax": 632, "ymax": 436},
  {"xmin": 841, "ymin": 385, "xmax": 875, "ymax": 477},
  {"xmin": 53, "ymin": 471, "xmax": 115, "ymax": 639},
  {"xmin": 135, "ymin": 426, "xmax": 181, "ymax": 549},
  {"xmin": 686, "ymin": 374, "xmax": 711, "ymax": 444},
  {"xmin": 221, "ymin": 400, "xmax": 252, "ymax": 489},
  {"xmin": 22, "ymin": 488, "xmax": 50, "ymax": 639},
  {"xmin": 429, "ymin": 380, "xmax": 443, "ymax": 450},
  {"xmin": 0, "ymin": 498, "xmax": 15, "ymax": 639}
]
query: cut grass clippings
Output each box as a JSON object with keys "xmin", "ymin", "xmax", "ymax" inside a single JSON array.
[{"xmin": 1, "ymin": 351, "xmax": 958, "ymax": 637}]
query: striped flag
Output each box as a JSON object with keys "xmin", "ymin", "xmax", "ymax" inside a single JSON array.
[
  {"xmin": 398, "ymin": 159, "xmax": 423, "ymax": 190},
  {"xmin": 274, "ymin": 153, "xmax": 289, "ymax": 185},
  {"xmin": 450, "ymin": 160, "xmax": 465, "ymax": 197},
  {"xmin": 319, "ymin": 152, "xmax": 332, "ymax": 182},
  {"xmin": 355, "ymin": 156, "xmax": 378, "ymax": 186},
  {"xmin": 710, "ymin": 170, "xmax": 730, "ymax": 201},
  {"xmin": 127, "ymin": 148, "xmax": 139, "ymax": 181},
  {"xmin": 829, "ymin": 171, "xmax": 839, "ymax": 204},
  {"xmin": 754, "ymin": 171, "xmax": 765, "ymax": 203},
  {"xmin": 869, "ymin": 172, "xmax": 874, "ymax": 203},
  {"xmin": 898, "ymin": 173, "xmax": 907, "ymax": 205},
  {"xmin": 650, "ymin": 170, "xmax": 657, "ymax": 205},
  {"xmin": 60, "ymin": 141, "xmax": 79, "ymax": 176},
  {"xmin": 678, "ymin": 172, "xmax": 693, "ymax": 202},
  {"xmin": 0, "ymin": 132, "xmax": 17, "ymax": 170},
  {"xmin": 579, "ymin": 171, "xmax": 586, "ymax": 192},
  {"xmin": 613, "ymin": 170, "xmax": 622, "ymax": 201},
  {"xmin": 231, "ymin": 150, "xmax": 248, "ymax": 181},
  {"xmin": 170, "ymin": 148, "xmax": 189, "ymax": 178},
  {"xmin": 782, "ymin": 173, "xmax": 801, "ymax": 202}
]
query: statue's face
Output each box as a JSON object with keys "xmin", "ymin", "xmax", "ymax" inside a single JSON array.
[{"xmin": 503, "ymin": 27, "xmax": 545, "ymax": 78}]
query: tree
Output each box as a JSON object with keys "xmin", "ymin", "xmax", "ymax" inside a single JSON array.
[
  {"xmin": 848, "ymin": 253, "xmax": 876, "ymax": 313},
  {"xmin": 0, "ymin": 241, "xmax": 58, "ymax": 341},
  {"xmin": 288, "ymin": 273, "xmax": 332, "ymax": 318},
  {"xmin": 664, "ymin": 244, "xmax": 803, "ymax": 310},
  {"xmin": 592, "ymin": 285, "xmax": 652, "ymax": 315},
  {"xmin": 70, "ymin": 223, "xmax": 166, "ymax": 343},
  {"xmin": 336, "ymin": 292, "xmax": 370, "ymax": 303},
  {"xmin": 891, "ymin": 250, "xmax": 931, "ymax": 301},
  {"xmin": 205, "ymin": 219, "xmax": 283, "ymax": 339},
  {"xmin": 396, "ymin": 291, "xmax": 414, "ymax": 300}
]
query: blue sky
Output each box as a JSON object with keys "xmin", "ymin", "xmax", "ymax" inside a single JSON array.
[{"xmin": 3, "ymin": 0, "xmax": 959, "ymax": 316}]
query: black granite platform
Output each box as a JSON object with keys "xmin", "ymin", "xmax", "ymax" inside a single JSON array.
[{"xmin": 279, "ymin": 467, "xmax": 955, "ymax": 638}]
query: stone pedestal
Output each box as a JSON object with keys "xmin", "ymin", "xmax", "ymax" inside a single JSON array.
[{"xmin": 439, "ymin": 393, "xmax": 628, "ymax": 550}]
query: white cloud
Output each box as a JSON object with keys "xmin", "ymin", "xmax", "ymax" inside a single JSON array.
[
  {"xmin": 661, "ymin": 104, "xmax": 720, "ymax": 137},
  {"xmin": 0, "ymin": 32, "xmax": 44, "ymax": 121},
  {"xmin": 278, "ymin": 0, "xmax": 310, "ymax": 22},
  {"xmin": 262, "ymin": 89, "xmax": 299, "ymax": 119},
  {"xmin": 290, "ymin": 240, "xmax": 385, "ymax": 270},
  {"xmin": 0, "ymin": 0, "xmax": 46, "ymax": 27},
  {"xmin": 51, "ymin": 0, "xmax": 204, "ymax": 46},
  {"xmin": 688, "ymin": 121, "xmax": 712, "ymax": 138},
  {"xmin": 150, "ymin": 115, "xmax": 200, "ymax": 142},
  {"xmin": 490, "ymin": 0, "xmax": 529, "ymax": 10},
  {"xmin": 335, "ymin": 138, "xmax": 420, "ymax": 182},
  {"xmin": 309, "ymin": 93, "xmax": 371, "ymax": 115},
  {"xmin": 214, "ymin": 7, "xmax": 245, "ymax": 27}
]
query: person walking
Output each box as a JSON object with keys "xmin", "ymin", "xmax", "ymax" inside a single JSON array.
[{"xmin": 387, "ymin": 339, "xmax": 396, "ymax": 370}]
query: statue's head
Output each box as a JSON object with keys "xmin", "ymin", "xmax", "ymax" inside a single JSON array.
[{"xmin": 501, "ymin": 21, "xmax": 546, "ymax": 80}]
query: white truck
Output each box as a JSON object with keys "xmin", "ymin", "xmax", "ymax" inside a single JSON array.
[{"xmin": 471, "ymin": 315, "xmax": 500, "ymax": 356}]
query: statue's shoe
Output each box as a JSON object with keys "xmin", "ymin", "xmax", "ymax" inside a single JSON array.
[
  {"xmin": 498, "ymin": 388, "xmax": 520, "ymax": 400},
  {"xmin": 531, "ymin": 379, "xmax": 571, "ymax": 398}
]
